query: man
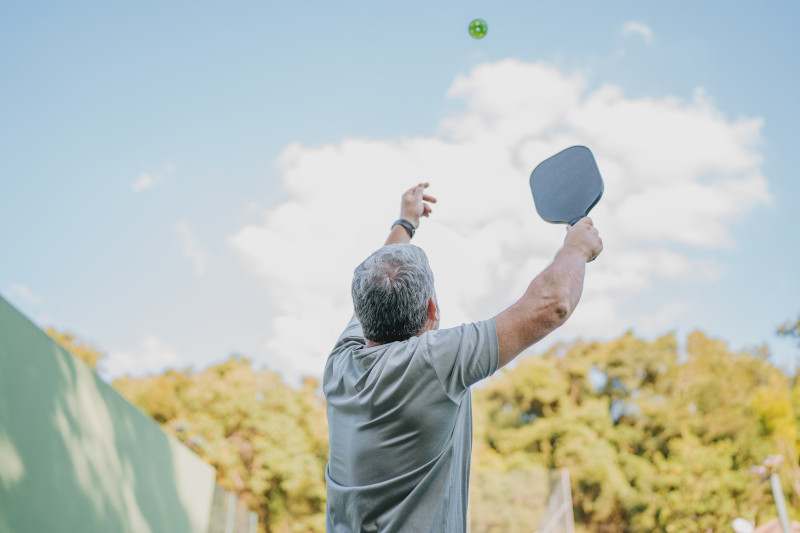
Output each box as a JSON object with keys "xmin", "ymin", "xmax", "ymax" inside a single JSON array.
[{"xmin": 324, "ymin": 182, "xmax": 603, "ymax": 532}]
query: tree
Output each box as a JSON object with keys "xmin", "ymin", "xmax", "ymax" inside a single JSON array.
[
  {"xmin": 45, "ymin": 322, "xmax": 800, "ymax": 532},
  {"xmin": 45, "ymin": 327, "xmax": 106, "ymax": 371},
  {"xmin": 113, "ymin": 357, "xmax": 328, "ymax": 533},
  {"xmin": 777, "ymin": 315, "xmax": 800, "ymax": 344},
  {"xmin": 470, "ymin": 330, "xmax": 797, "ymax": 532}
]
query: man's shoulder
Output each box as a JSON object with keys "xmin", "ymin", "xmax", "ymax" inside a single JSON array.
[
  {"xmin": 422, "ymin": 319, "xmax": 500, "ymax": 397},
  {"xmin": 423, "ymin": 319, "xmax": 498, "ymax": 349}
]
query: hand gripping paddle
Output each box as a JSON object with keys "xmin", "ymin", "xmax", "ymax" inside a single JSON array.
[{"xmin": 529, "ymin": 146, "xmax": 604, "ymax": 225}]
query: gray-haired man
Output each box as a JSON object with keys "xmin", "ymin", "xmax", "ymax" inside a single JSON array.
[{"xmin": 324, "ymin": 183, "xmax": 603, "ymax": 532}]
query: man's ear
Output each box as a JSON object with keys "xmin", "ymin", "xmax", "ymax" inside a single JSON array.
[{"xmin": 427, "ymin": 296, "xmax": 439, "ymax": 322}]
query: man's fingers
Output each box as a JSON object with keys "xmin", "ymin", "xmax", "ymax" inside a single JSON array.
[
  {"xmin": 401, "ymin": 183, "xmax": 435, "ymax": 220},
  {"xmin": 409, "ymin": 182, "xmax": 429, "ymax": 195}
]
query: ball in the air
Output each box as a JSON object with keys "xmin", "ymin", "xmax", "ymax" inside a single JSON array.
[{"xmin": 468, "ymin": 19, "xmax": 488, "ymax": 39}]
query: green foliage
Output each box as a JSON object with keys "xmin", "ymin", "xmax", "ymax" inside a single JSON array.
[
  {"xmin": 113, "ymin": 357, "xmax": 328, "ymax": 533},
  {"xmin": 65, "ymin": 323, "xmax": 798, "ymax": 532},
  {"xmin": 777, "ymin": 314, "xmax": 800, "ymax": 344},
  {"xmin": 472, "ymin": 330, "xmax": 800, "ymax": 532},
  {"xmin": 45, "ymin": 327, "xmax": 106, "ymax": 370}
]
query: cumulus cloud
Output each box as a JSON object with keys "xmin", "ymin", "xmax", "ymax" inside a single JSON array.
[
  {"xmin": 131, "ymin": 162, "xmax": 175, "ymax": 192},
  {"xmin": 622, "ymin": 21, "xmax": 655, "ymax": 45},
  {"xmin": 102, "ymin": 335, "xmax": 188, "ymax": 379},
  {"xmin": 176, "ymin": 221, "xmax": 209, "ymax": 276},
  {"xmin": 229, "ymin": 59, "xmax": 768, "ymax": 380}
]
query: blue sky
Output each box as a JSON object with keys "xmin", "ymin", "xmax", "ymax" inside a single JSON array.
[{"xmin": 1, "ymin": 1, "xmax": 798, "ymax": 380}]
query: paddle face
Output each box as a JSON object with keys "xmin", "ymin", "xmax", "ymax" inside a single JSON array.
[{"xmin": 529, "ymin": 146, "xmax": 604, "ymax": 225}]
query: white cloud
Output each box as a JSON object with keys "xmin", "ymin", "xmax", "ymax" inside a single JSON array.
[
  {"xmin": 132, "ymin": 173, "xmax": 156, "ymax": 192},
  {"xmin": 7, "ymin": 283, "xmax": 42, "ymax": 305},
  {"xmin": 176, "ymin": 221, "xmax": 209, "ymax": 276},
  {"xmin": 622, "ymin": 21, "xmax": 654, "ymax": 45},
  {"xmin": 102, "ymin": 335, "xmax": 189, "ymax": 379},
  {"xmin": 131, "ymin": 162, "xmax": 175, "ymax": 192},
  {"xmin": 228, "ymin": 59, "xmax": 768, "ymax": 380}
]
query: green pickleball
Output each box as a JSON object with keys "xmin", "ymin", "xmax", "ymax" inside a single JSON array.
[{"xmin": 468, "ymin": 18, "xmax": 488, "ymax": 39}]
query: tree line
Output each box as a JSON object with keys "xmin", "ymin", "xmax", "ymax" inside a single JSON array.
[{"xmin": 48, "ymin": 318, "xmax": 800, "ymax": 533}]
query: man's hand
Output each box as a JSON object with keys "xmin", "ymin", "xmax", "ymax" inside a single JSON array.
[
  {"xmin": 385, "ymin": 183, "xmax": 437, "ymax": 246},
  {"xmin": 400, "ymin": 182, "xmax": 437, "ymax": 229},
  {"xmin": 563, "ymin": 217, "xmax": 603, "ymax": 262}
]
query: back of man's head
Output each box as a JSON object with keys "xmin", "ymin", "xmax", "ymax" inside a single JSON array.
[{"xmin": 352, "ymin": 244, "xmax": 435, "ymax": 343}]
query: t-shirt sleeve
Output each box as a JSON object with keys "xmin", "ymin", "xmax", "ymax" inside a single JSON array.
[
  {"xmin": 424, "ymin": 319, "xmax": 499, "ymax": 401},
  {"xmin": 334, "ymin": 315, "xmax": 365, "ymax": 351}
]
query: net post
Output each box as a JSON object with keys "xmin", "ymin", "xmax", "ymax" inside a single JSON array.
[{"xmin": 225, "ymin": 492, "xmax": 237, "ymax": 533}]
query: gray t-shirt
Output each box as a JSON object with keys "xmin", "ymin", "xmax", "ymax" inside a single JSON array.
[{"xmin": 323, "ymin": 316, "xmax": 499, "ymax": 532}]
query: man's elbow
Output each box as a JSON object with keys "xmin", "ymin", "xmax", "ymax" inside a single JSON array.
[
  {"xmin": 548, "ymin": 297, "xmax": 572, "ymax": 328},
  {"xmin": 554, "ymin": 299, "xmax": 571, "ymax": 320},
  {"xmin": 511, "ymin": 297, "xmax": 571, "ymax": 355},
  {"xmin": 522, "ymin": 294, "xmax": 573, "ymax": 335},
  {"xmin": 527, "ymin": 276, "xmax": 578, "ymax": 329},
  {"xmin": 537, "ymin": 286, "xmax": 575, "ymax": 328}
]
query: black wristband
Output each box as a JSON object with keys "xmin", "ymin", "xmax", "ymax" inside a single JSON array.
[{"xmin": 392, "ymin": 219, "xmax": 416, "ymax": 239}]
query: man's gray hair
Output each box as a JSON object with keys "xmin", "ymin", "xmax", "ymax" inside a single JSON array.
[{"xmin": 352, "ymin": 244, "xmax": 435, "ymax": 343}]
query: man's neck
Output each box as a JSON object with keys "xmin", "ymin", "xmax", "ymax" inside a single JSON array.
[{"xmin": 364, "ymin": 320, "xmax": 439, "ymax": 348}]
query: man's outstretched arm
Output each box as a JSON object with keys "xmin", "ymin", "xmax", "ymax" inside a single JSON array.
[
  {"xmin": 493, "ymin": 217, "xmax": 603, "ymax": 368},
  {"xmin": 384, "ymin": 182, "xmax": 437, "ymax": 246}
]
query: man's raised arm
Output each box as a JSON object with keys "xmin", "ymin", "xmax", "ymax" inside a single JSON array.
[
  {"xmin": 384, "ymin": 182, "xmax": 437, "ymax": 246},
  {"xmin": 493, "ymin": 217, "xmax": 603, "ymax": 368}
]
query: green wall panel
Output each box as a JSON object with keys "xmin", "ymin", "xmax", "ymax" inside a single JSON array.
[{"xmin": 0, "ymin": 295, "xmax": 215, "ymax": 533}]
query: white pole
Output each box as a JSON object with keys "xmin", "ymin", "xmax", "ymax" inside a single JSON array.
[
  {"xmin": 225, "ymin": 492, "xmax": 237, "ymax": 533},
  {"xmin": 249, "ymin": 511, "xmax": 258, "ymax": 533},
  {"xmin": 770, "ymin": 473, "xmax": 791, "ymax": 533},
  {"xmin": 562, "ymin": 469, "xmax": 575, "ymax": 533}
]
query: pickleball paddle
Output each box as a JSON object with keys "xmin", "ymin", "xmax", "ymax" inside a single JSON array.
[{"xmin": 529, "ymin": 146, "xmax": 604, "ymax": 225}]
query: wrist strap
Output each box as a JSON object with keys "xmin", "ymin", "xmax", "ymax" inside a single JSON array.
[{"xmin": 392, "ymin": 219, "xmax": 415, "ymax": 239}]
